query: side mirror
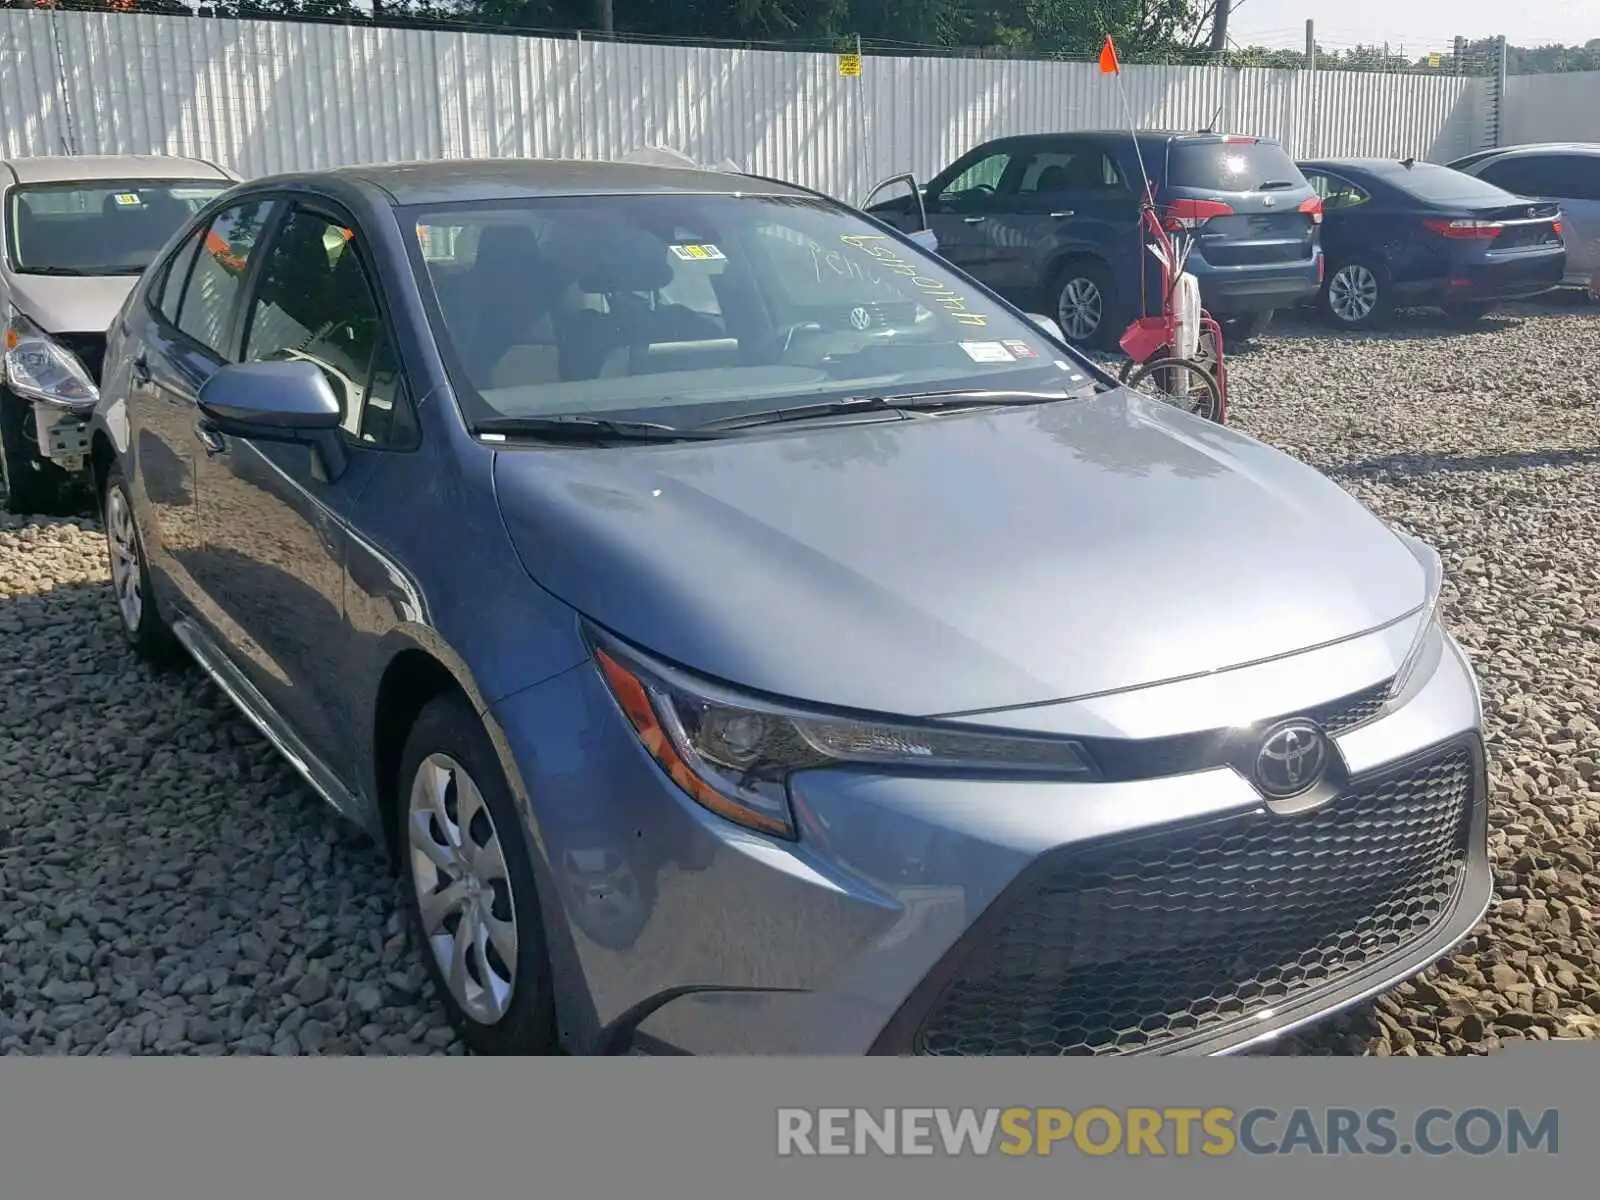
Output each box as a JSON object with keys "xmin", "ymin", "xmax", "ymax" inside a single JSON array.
[
  {"xmin": 907, "ymin": 228, "xmax": 940, "ymax": 254},
  {"xmin": 196, "ymin": 360, "xmax": 347, "ymax": 481},
  {"xmin": 1025, "ymin": 313, "xmax": 1066, "ymax": 342}
]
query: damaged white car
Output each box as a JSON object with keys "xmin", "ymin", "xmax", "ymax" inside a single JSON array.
[{"xmin": 1, "ymin": 154, "xmax": 237, "ymax": 513}]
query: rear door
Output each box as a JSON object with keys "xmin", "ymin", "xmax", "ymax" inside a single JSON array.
[
  {"xmin": 128, "ymin": 197, "xmax": 278, "ymax": 613},
  {"xmin": 1161, "ymin": 137, "xmax": 1320, "ymax": 269}
]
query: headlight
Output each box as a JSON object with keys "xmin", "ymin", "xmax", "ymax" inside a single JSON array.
[
  {"xmin": 2, "ymin": 310, "xmax": 99, "ymax": 409},
  {"xmin": 1388, "ymin": 530, "xmax": 1445, "ymax": 701},
  {"xmin": 590, "ymin": 634, "xmax": 1098, "ymax": 840}
]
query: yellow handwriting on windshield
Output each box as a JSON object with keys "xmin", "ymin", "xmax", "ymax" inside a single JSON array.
[{"xmin": 835, "ymin": 234, "xmax": 989, "ymax": 327}]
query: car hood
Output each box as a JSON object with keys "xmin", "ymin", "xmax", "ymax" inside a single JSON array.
[
  {"xmin": 493, "ymin": 391, "xmax": 1426, "ymax": 718},
  {"xmin": 5, "ymin": 273, "xmax": 136, "ymax": 335}
]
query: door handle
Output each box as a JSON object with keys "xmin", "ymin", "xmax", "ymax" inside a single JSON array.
[
  {"xmin": 962, "ymin": 215, "xmax": 987, "ymax": 224},
  {"xmin": 1050, "ymin": 210, "xmax": 1075, "ymax": 219},
  {"xmin": 131, "ymin": 356, "xmax": 152, "ymax": 385},
  {"xmin": 194, "ymin": 420, "xmax": 226, "ymax": 457}
]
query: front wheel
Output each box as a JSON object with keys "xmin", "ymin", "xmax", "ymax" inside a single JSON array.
[
  {"xmin": 1321, "ymin": 261, "xmax": 1393, "ymax": 330},
  {"xmin": 1124, "ymin": 355, "xmax": 1223, "ymax": 423},
  {"xmin": 398, "ymin": 691, "xmax": 559, "ymax": 1055}
]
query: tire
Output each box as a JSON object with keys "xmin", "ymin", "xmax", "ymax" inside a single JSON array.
[
  {"xmin": 1442, "ymin": 301, "xmax": 1493, "ymax": 326},
  {"xmin": 1124, "ymin": 355, "xmax": 1224, "ymax": 423},
  {"xmin": 102, "ymin": 463, "xmax": 183, "ymax": 666},
  {"xmin": 398, "ymin": 691, "xmax": 559, "ymax": 1055},
  {"xmin": 0, "ymin": 388, "xmax": 72, "ymax": 516},
  {"xmin": 1320, "ymin": 260, "xmax": 1393, "ymax": 330},
  {"xmin": 1220, "ymin": 310, "xmax": 1273, "ymax": 342},
  {"xmin": 1050, "ymin": 260, "xmax": 1121, "ymax": 350}
]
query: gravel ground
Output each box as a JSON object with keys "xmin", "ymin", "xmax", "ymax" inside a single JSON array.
[{"xmin": 1, "ymin": 295, "xmax": 1597, "ymax": 1055}]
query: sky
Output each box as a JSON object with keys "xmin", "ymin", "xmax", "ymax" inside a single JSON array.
[{"xmin": 1227, "ymin": 0, "xmax": 1599, "ymax": 52}]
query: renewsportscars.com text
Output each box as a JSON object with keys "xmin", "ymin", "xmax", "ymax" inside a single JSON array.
[{"xmin": 776, "ymin": 1106, "xmax": 1559, "ymax": 1158}]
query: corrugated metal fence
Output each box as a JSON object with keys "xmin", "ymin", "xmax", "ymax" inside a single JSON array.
[
  {"xmin": 2, "ymin": 10, "xmax": 1492, "ymax": 198},
  {"xmin": 1502, "ymin": 70, "xmax": 1600, "ymax": 147}
]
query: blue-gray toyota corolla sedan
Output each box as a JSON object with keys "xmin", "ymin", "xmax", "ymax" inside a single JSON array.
[{"xmin": 87, "ymin": 158, "xmax": 1490, "ymax": 1056}]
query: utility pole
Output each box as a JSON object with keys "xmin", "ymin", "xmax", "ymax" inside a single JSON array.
[
  {"xmin": 1305, "ymin": 19, "xmax": 1315, "ymax": 67},
  {"xmin": 597, "ymin": 0, "xmax": 613, "ymax": 34},
  {"xmin": 1209, "ymin": 0, "xmax": 1231, "ymax": 55}
]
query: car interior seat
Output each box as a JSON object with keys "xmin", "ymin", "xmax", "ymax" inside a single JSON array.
[{"xmin": 458, "ymin": 224, "xmax": 565, "ymax": 390}]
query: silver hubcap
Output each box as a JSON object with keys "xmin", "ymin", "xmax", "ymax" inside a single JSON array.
[
  {"xmin": 408, "ymin": 753, "xmax": 519, "ymax": 1025},
  {"xmin": 105, "ymin": 487, "xmax": 144, "ymax": 634},
  {"xmin": 1329, "ymin": 264, "xmax": 1378, "ymax": 322},
  {"xmin": 1057, "ymin": 277, "xmax": 1103, "ymax": 340}
]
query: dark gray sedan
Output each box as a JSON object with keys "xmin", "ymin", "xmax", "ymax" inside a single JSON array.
[{"xmin": 87, "ymin": 158, "xmax": 1490, "ymax": 1056}]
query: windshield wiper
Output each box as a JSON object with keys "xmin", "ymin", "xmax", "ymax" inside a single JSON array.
[
  {"xmin": 1258, "ymin": 180, "xmax": 1299, "ymax": 190},
  {"xmin": 698, "ymin": 388, "xmax": 1079, "ymax": 432},
  {"xmin": 473, "ymin": 414, "xmax": 729, "ymax": 443},
  {"xmin": 16, "ymin": 266, "xmax": 90, "ymax": 276}
]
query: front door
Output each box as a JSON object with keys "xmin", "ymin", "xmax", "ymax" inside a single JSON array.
[
  {"xmin": 924, "ymin": 146, "xmax": 1020, "ymax": 282},
  {"xmin": 191, "ymin": 204, "xmax": 402, "ymax": 789}
]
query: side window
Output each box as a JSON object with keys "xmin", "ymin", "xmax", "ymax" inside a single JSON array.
[
  {"xmin": 935, "ymin": 151, "xmax": 1013, "ymax": 208},
  {"xmin": 1551, "ymin": 155, "xmax": 1600, "ymax": 202},
  {"xmin": 1479, "ymin": 156, "xmax": 1551, "ymax": 197},
  {"xmin": 1307, "ymin": 172, "xmax": 1369, "ymax": 210},
  {"xmin": 156, "ymin": 229, "xmax": 203, "ymax": 325},
  {"xmin": 1019, "ymin": 149, "xmax": 1124, "ymax": 195},
  {"xmin": 241, "ymin": 207, "xmax": 416, "ymax": 448},
  {"xmin": 1017, "ymin": 152, "xmax": 1078, "ymax": 195},
  {"xmin": 176, "ymin": 199, "xmax": 273, "ymax": 357}
]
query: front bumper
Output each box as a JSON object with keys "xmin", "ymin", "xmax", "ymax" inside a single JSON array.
[{"xmin": 492, "ymin": 617, "xmax": 1489, "ymax": 1056}]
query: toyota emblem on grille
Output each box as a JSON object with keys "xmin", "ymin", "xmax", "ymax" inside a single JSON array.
[
  {"xmin": 849, "ymin": 306, "xmax": 874, "ymax": 330},
  {"xmin": 1253, "ymin": 720, "xmax": 1329, "ymax": 800}
]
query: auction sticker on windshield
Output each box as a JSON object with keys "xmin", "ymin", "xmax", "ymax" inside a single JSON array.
[
  {"xmin": 113, "ymin": 192, "xmax": 143, "ymax": 207},
  {"xmin": 671, "ymin": 243, "xmax": 725, "ymax": 261},
  {"xmin": 1001, "ymin": 340, "xmax": 1038, "ymax": 359},
  {"xmin": 960, "ymin": 341, "xmax": 1015, "ymax": 363}
]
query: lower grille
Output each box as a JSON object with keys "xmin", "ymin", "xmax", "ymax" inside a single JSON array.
[{"xmin": 911, "ymin": 744, "xmax": 1475, "ymax": 1057}]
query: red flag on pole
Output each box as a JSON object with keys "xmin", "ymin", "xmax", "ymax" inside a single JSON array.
[{"xmin": 1099, "ymin": 35, "xmax": 1121, "ymax": 74}]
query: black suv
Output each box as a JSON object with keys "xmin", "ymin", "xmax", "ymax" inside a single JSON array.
[{"xmin": 868, "ymin": 130, "xmax": 1325, "ymax": 348}]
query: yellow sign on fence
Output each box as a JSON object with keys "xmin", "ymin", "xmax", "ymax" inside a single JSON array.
[{"xmin": 838, "ymin": 53, "xmax": 862, "ymax": 77}]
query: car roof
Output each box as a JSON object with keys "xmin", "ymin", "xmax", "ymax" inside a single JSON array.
[
  {"xmin": 972, "ymin": 130, "xmax": 1284, "ymax": 148},
  {"xmin": 1470, "ymin": 142, "xmax": 1600, "ymax": 159},
  {"xmin": 1298, "ymin": 157, "xmax": 1443, "ymax": 172},
  {"xmin": 0, "ymin": 154, "xmax": 235, "ymax": 185},
  {"xmin": 250, "ymin": 157, "xmax": 813, "ymax": 207}
]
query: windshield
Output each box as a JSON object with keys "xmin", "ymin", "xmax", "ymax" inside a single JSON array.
[
  {"xmin": 406, "ymin": 192, "xmax": 1091, "ymax": 430},
  {"xmin": 4, "ymin": 179, "xmax": 231, "ymax": 276}
]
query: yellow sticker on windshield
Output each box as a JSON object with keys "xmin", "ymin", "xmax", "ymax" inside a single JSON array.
[
  {"xmin": 113, "ymin": 192, "xmax": 142, "ymax": 207},
  {"xmin": 670, "ymin": 243, "xmax": 725, "ymax": 261}
]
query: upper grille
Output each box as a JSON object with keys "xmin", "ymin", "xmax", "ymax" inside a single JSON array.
[
  {"xmin": 910, "ymin": 744, "xmax": 1475, "ymax": 1057},
  {"xmin": 1303, "ymin": 679, "xmax": 1391, "ymax": 734},
  {"xmin": 1078, "ymin": 678, "xmax": 1394, "ymax": 782}
]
